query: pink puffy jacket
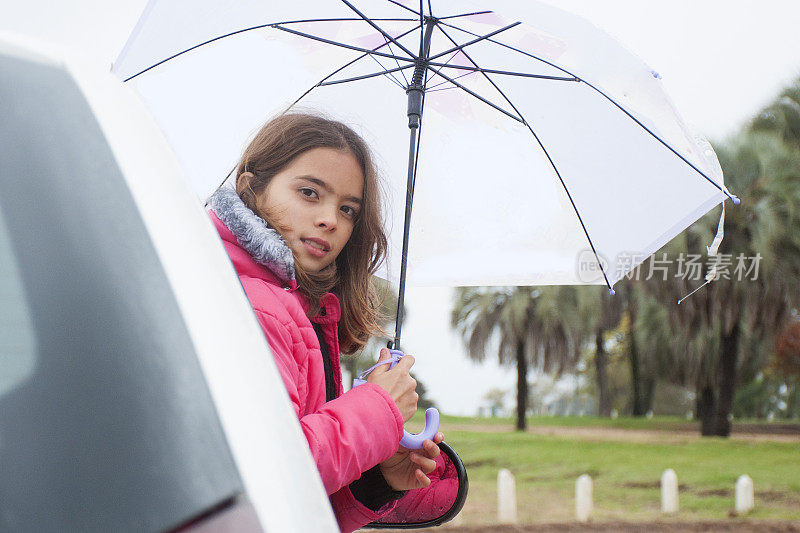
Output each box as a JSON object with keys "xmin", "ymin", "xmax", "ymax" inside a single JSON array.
[{"xmin": 211, "ymin": 211, "xmax": 405, "ymax": 532}]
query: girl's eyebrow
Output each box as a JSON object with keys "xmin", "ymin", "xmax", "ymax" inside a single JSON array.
[{"xmin": 295, "ymin": 175, "xmax": 362, "ymax": 205}]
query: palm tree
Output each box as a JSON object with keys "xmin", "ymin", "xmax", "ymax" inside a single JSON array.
[
  {"xmin": 639, "ymin": 129, "xmax": 800, "ymax": 436},
  {"xmin": 451, "ymin": 287, "xmax": 532, "ymax": 431},
  {"xmin": 750, "ymin": 78, "xmax": 800, "ymax": 147},
  {"xmin": 581, "ymin": 281, "xmax": 664, "ymax": 417},
  {"xmin": 630, "ymin": 287, "xmax": 674, "ymax": 414},
  {"xmin": 451, "ymin": 286, "xmax": 579, "ymax": 430},
  {"xmin": 579, "ymin": 286, "xmax": 626, "ymax": 416}
]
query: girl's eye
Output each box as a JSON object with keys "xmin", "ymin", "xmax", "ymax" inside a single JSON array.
[
  {"xmin": 299, "ymin": 187, "xmax": 318, "ymax": 199},
  {"xmin": 340, "ymin": 205, "xmax": 358, "ymax": 218}
]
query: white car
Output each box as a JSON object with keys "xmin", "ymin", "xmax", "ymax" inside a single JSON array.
[{"xmin": 0, "ymin": 36, "xmax": 465, "ymax": 532}]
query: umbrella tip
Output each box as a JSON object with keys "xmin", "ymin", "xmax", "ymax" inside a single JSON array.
[
  {"xmin": 731, "ymin": 195, "xmax": 741, "ymax": 205},
  {"xmin": 608, "ymin": 288, "xmax": 615, "ymax": 296}
]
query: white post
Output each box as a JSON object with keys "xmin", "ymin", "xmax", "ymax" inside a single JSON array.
[
  {"xmin": 735, "ymin": 475, "xmax": 754, "ymax": 514},
  {"xmin": 497, "ymin": 468, "xmax": 517, "ymax": 524},
  {"xmin": 661, "ymin": 469, "xmax": 679, "ymax": 513},
  {"xmin": 575, "ymin": 474, "xmax": 593, "ymax": 522}
]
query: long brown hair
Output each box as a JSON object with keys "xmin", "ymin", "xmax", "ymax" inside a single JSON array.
[{"xmin": 235, "ymin": 112, "xmax": 387, "ymax": 353}]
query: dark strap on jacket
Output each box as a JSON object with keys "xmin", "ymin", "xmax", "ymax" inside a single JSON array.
[
  {"xmin": 312, "ymin": 322, "xmax": 405, "ymax": 510},
  {"xmin": 349, "ymin": 465, "xmax": 406, "ymax": 511},
  {"xmin": 312, "ymin": 322, "xmax": 336, "ymax": 402}
]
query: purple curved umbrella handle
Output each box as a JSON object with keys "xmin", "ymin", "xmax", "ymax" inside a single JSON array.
[
  {"xmin": 352, "ymin": 349, "xmax": 441, "ymax": 450},
  {"xmin": 400, "ymin": 407, "xmax": 440, "ymax": 449}
]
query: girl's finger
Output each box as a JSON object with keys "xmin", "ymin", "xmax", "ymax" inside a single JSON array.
[
  {"xmin": 410, "ymin": 453, "xmax": 437, "ymax": 474},
  {"xmin": 370, "ymin": 348, "xmax": 391, "ymax": 375},
  {"xmin": 392, "ymin": 353, "xmax": 415, "ymax": 372},
  {"xmin": 422, "ymin": 439, "xmax": 440, "ymax": 458},
  {"xmin": 415, "ymin": 469, "xmax": 431, "ymax": 487}
]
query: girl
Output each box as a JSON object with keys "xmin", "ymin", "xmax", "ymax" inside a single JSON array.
[{"xmin": 207, "ymin": 113, "xmax": 445, "ymax": 532}]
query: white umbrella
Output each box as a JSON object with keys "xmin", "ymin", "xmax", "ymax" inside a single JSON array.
[{"xmin": 113, "ymin": 0, "xmax": 738, "ymax": 346}]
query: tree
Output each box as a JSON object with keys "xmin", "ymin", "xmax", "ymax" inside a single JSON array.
[
  {"xmin": 451, "ymin": 286, "xmax": 579, "ymax": 430},
  {"xmin": 639, "ymin": 129, "xmax": 800, "ymax": 436},
  {"xmin": 750, "ymin": 79, "xmax": 800, "ymax": 147},
  {"xmin": 628, "ymin": 287, "xmax": 673, "ymax": 415},
  {"xmin": 733, "ymin": 316, "xmax": 800, "ymax": 420},
  {"xmin": 483, "ymin": 388, "xmax": 507, "ymax": 417},
  {"xmin": 580, "ymin": 286, "xmax": 666, "ymax": 417},
  {"xmin": 771, "ymin": 318, "xmax": 800, "ymax": 419},
  {"xmin": 775, "ymin": 319, "xmax": 800, "ymax": 378},
  {"xmin": 566, "ymin": 286, "xmax": 624, "ymax": 416}
]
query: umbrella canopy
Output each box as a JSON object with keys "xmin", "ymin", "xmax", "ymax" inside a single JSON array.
[{"xmin": 113, "ymin": 0, "xmax": 735, "ymax": 294}]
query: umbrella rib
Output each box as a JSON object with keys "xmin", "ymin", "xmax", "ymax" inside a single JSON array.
[
  {"xmin": 386, "ymin": 0, "xmax": 421, "ymax": 17},
  {"xmin": 441, "ymin": 22, "xmax": 577, "ymax": 74},
  {"xmin": 427, "ymin": 20, "xmax": 572, "ymax": 84},
  {"xmin": 424, "ymin": 66, "xmax": 524, "ymax": 123},
  {"xmin": 426, "ymin": 49, "xmax": 462, "ymax": 86},
  {"xmin": 384, "ymin": 36, "xmax": 411, "ymax": 85},
  {"xmin": 439, "ymin": 20, "xmax": 738, "ymax": 203},
  {"xmin": 428, "ymin": 66, "xmax": 478, "ymax": 89},
  {"xmin": 523, "ymin": 121, "xmax": 615, "ymax": 292},
  {"xmin": 121, "ymin": 20, "xmax": 412, "ymax": 81},
  {"xmin": 435, "ymin": 23, "xmax": 615, "ymax": 292},
  {"xmin": 272, "ymin": 24, "xmax": 414, "ymax": 63},
  {"xmin": 338, "ymin": 0, "xmax": 417, "ymax": 59},
  {"xmin": 436, "ymin": 24, "xmax": 530, "ymax": 120},
  {"xmin": 288, "ymin": 24, "xmax": 421, "ymax": 109},
  {"xmin": 427, "ymin": 61, "xmax": 579, "ymax": 81},
  {"xmin": 437, "ymin": 10, "xmax": 494, "ymax": 21},
  {"xmin": 317, "ymin": 64, "xmax": 414, "ymax": 86},
  {"xmin": 427, "ymin": 22, "xmax": 521, "ymax": 62},
  {"xmin": 426, "ymin": 85, "xmax": 460, "ymax": 93},
  {"xmin": 277, "ymin": 17, "xmax": 418, "ymax": 24},
  {"xmin": 366, "ymin": 54, "xmax": 407, "ymax": 89}
]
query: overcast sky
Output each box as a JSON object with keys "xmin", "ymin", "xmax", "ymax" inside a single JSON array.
[{"xmin": 2, "ymin": 1, "xmax": 800, "ymax": 415}]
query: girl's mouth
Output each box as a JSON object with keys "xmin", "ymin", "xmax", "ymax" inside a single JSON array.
[{"xmin": 301, "ymin": 238, "xmax": 330, "ymax": 257}]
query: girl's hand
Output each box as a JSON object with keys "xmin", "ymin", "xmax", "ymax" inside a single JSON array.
[
  {"xmin": 379, "ymin": 432, "xmax": 444, "ymax": 491},
  {"xmin": 367, "ymin": 348, "xmax": 418, "ymax": 422}
]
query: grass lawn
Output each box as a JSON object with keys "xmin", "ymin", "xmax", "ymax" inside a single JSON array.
[{"xmin": 408, "ymin": 414, "xmax": 800, "ymax": 526}]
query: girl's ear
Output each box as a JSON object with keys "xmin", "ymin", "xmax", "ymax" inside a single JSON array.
[{"xmin": 236, "ymin": 172, "xmax": 255, "ymax": 196}]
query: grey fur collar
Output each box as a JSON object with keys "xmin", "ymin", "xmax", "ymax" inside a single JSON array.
[{"xmin": 209, "ymin": 187, "xmax": 296, "ymax": 283}]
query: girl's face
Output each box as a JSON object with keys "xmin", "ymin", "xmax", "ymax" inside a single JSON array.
[{"xmin": 257, "ymin": 147, "xmax": 364, "ymax": 274}]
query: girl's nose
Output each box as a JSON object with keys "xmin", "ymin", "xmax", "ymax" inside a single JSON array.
[{"xmin": 316, "ymin": 206, "xmax": 338, "ymax": 231}]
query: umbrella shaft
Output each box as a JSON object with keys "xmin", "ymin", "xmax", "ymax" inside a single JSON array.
[
  {"xmin": 406, "ymin": 19, "xmax": 434, "ymax": 129},
  {"xmin": 407, "ymin": 89, "xmax": 423, "ymax": 129},
  {"xmin": 392, "ymin": 19, "xmax": 436, "ymax": 349},
  {"xmin": 392, "ymin": 122, "xmax": 419, "ymax": 349}
]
